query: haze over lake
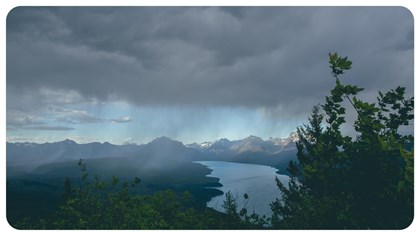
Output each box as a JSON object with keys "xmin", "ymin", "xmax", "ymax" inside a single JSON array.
[{"xmin": 197, "ymin": 161, "xmax": 290, "ymax": 217}]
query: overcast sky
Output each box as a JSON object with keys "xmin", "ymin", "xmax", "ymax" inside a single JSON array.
[{"xmin": 6, "ymin": 7, "xmax": 414, "ymax": 144}]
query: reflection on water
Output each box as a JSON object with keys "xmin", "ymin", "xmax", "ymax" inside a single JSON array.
[{"xmin": 196, "ymin": 161, "xmax": 290, "ymax": 217}]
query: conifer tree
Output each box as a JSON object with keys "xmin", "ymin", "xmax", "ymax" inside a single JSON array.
[{"xmin": 271, "ymin": 53, "xmax": 414, "ymax": 229}]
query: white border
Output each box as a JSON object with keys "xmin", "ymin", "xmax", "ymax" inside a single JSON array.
[{"xmin": 0, "ymin": 1, "xmax": 418, "ymax": 236}]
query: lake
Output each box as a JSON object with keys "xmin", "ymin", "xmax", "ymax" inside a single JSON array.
[{"xmin": 196, "ymin": 161, "xmax": 290, "ymax": 217}]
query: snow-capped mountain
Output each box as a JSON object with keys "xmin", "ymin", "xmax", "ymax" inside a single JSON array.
[
  {"xmin": 186, "ymin": 133, "xmax": 298, "ymax": 155},
  {"xmin": 185, "ymin": 141, "xmax": 213, "ymax": 150},
  {"xmin": 267, "ymin": 132, "xmax": 299, "ymax": 150},
  {"xmin": 230, "ymin": 135, "xmax": 275, "ymax": 153}
]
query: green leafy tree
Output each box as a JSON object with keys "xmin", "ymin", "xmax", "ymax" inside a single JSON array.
[{"xmin": 271, "ymin": 53, "xmax": 414, "ymax": 229}]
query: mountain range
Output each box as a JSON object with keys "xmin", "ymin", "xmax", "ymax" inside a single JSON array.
[
  {"xmin": 7, "ymin": 133, "xmax": 299, "ymax": 223},
  {"xmin": 7, "ymin": 133, "xmax": 299, "ymax": 176},
  {"xmin": 186, "ymin": 132, "xmax": 298, "ymax": 154}
]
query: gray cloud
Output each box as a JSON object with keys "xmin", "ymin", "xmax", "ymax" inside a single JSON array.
[
  {"xmin": 6, "ymin": 110, "xmax": 76, "ymax": 131},
  {"xmin": 47, "ymin": 107, "xmax": 103, "ymax": 124},
  {"xmin": 7, "ymin": 114, "xmax": 44, "ymax": 126},
  {"xmin": 22, "ymin": 125, "xmax": 75, "ymax": 131},
  {"xmin": 6, "ymin": 7, "xmax": 414, "ymax": 118},
  {"xmin": 6, "ymin": 111, "xmax": 46, "ymax": 130},
  {"xmin": 110, "ymin": 116, "xmax": 132, "ymax": 123}
]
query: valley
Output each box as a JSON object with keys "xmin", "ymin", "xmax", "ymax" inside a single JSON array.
[{"xmin": 6, "ymin": 135, "xmax": 297, "ymax": 227}]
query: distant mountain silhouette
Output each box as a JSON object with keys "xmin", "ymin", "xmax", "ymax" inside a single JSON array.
[
  {"xmin": 7, "ymin": 134, "xmax": 297, "ymax": 176},
  {"xmin": 7, "ymin": 140, "xmax": 142, "ymax": 172}
]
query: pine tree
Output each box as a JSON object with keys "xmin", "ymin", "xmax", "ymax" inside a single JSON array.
[
  {"xmin": 271, "ymin": 53, "xmax": 414, "ymax": 229},
  {"xmin": 62, "ymin": 177, "xmax": 73, "ymax": 202}
]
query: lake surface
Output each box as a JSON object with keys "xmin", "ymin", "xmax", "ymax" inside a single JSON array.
[{"xmin": 196, "ymin": 161, "xmax": 290, "ymax": 217}]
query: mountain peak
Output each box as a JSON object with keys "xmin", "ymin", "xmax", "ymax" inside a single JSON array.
[
  {"xmin": 215, "ymin": 138, "xmax": 231, "ymax": 143},
  {"xmin": 62, "ymin": 139, "xmax": 77, "ymax": 145},
  {"xmin": 148, "ymin": 136, "xmax": 184, "ymax": 147},
  {"xmin": 151, "ymin": 136, "xmax": 173, "ymax": 143},
  {"xmin": 245, "ymin": 135, "xmax": 263, "ymax": 141},
  {"xmin": 211, "ymin": 138, "xmax": 232, "ymax": 147}
]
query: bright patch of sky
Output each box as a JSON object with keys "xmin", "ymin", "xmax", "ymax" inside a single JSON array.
[{"xmin": 6, "ymin": 100, "xmax": 302, "ymax": 144}]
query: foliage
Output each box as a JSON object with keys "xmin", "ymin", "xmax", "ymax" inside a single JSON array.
[
  {"xmin": 14, "ymin": 160, "xmax": 266, "ymax": 229},
  {"xmin": 221, "ymin": 191, "xmax": 270, "ymax": 229},
  {"xmin": 271, "ymin": 53, "xmax": 414, "ymax": 229},
  {"xmin": 62, "ymin": 177, "xmax": 74, "ymax": 202},
  {"xmin": 222, "ymin": 191, "xmax": 238, "ymax": 217}
]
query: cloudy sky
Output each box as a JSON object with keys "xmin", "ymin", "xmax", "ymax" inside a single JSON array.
[{"xmin": 6, "ymin": 7, "xmax": 413, "ymax": 144}]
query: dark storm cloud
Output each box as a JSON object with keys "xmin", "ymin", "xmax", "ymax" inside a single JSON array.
[{"xmin": 6, "ymin": 7, "xmax": 414, "ymax": 117}]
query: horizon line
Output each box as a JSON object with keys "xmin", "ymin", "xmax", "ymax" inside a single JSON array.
[{"xmin": 6, "ymin": 132, "xmax": 298, "ymax": 146}]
